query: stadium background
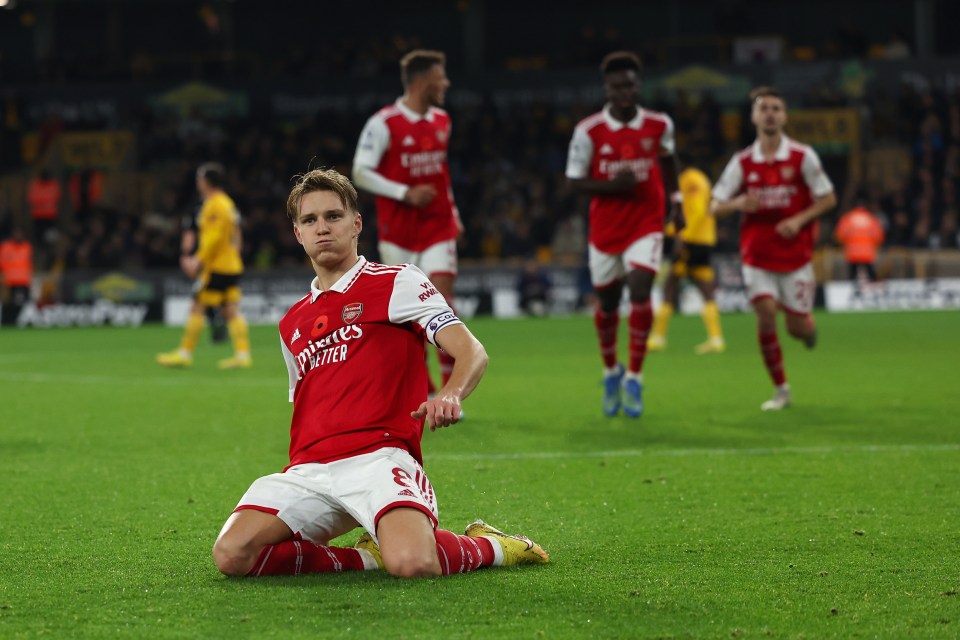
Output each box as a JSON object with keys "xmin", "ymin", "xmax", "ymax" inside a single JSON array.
[{"xmin": 2, "ymin": 0, "xmax": 960, "ymax": 326}]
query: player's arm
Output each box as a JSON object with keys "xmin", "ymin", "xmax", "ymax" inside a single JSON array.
[
  {"xmin": 776, "ymin": 191, "xmax": 836, "ymax": 239},
  {"xmin": 661, "ymin": 154, "xmax": 685, "ymax": 232},
  {"xmin": 565, "ymin": 126, "xmax": 636, "ymax": 195},
  {"xmin": 412, "ymin": 323, "xmax": 488, "ymax": 431},
  {"xmin": 352, "ymin": 115, "xmax": 436, "ymax": 207},
  {"xmin": 710, "ymin": 154, "xmax": 757, "ymax": 219}
]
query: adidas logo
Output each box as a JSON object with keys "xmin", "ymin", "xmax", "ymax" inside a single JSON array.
[
  {"xmin": 748, "ymin": 171, "xmax": 759, "ymax": 182},
  {"xmin": 599, "ymin": 143, "xmax": 614, "ymax": 155},
  {"xmin": 402, "ymin": 135, "xmax": 416, "ymax": 147},
  {"xmin": 397, "ymin": 489, "xmax": 416, "ymax": 498},
  {"xmin": 290, "ymin": 328, "xmax": 301, "ymax": 344}
]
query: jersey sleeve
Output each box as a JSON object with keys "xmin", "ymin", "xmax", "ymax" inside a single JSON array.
[
  {"xmin": 659, "ymin": 114, "xmax": 676, "ymax": 156},
  {"xmin": 280, "ymin": 334, "xmax": 299, "ymax": 403},
  {"xmin": 711, "ymin": 155, "xmax": 744, "ymax": 202},
  {"xmin": 565, "ymin": 126, "xmax": 594, "ymax": 180},
  {"xmin": 352, "ymin": 114, "xmax": 409, "ymax": 201},
  {"xmin": 801, "ymin": 148, "xmax": 835, "ymax": 197},
  {"xmin": 387, "ymin": 264, "xmax": 463, "ymax": 346}
]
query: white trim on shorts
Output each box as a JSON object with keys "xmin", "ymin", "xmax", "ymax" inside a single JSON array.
[
  {"xmin": 379, "ymin": 239, "xmax": 458, "ymax": 277},
  {"xmin": 742, "ymin": 262, "xmax": 816, "ymax": 314},
  {"xmin": 233, "ymin": 447, "xmax": 439, "ymax": 545},
  {"xmin": 588, "ymin": 233, "xmax": 664, "ymax": 288}
]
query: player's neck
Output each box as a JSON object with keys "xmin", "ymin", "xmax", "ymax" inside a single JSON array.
[
  {"xmin": 312, "ymin": 253, "xmax": 360, "ymax": 291},
  {"xmin": 402, "ymin": 93, "xmax": 430, "ymax": 116},
  {"xmin": 610, "ymin": 104, "xmax": 638, "ymax": 124},
  {"xmin": 758, "ymin": 132, "xmax": 783, "ymax": 159}
]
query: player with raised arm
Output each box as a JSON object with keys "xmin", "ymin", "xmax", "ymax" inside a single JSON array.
[
  {"xmin": 353, "ymin": 50, "xmax": 463, "ymax": 393},
  {"xmin": 711, "ymin": 87, "xmax": 836, "ymax": 411},
  {"xmin": 212, "ymin": 169, "xmax": 548, "ymax": 579},
  {"xmin": 565, "ymin": 51, "xmax": 682, "ymax": 418}
]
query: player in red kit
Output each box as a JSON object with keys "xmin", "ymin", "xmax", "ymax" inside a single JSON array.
[
  {"xmin": 565, "ymin": 51, "xmax": 681, "ymax": 418},
  {"xmin": 212, "ymin": 169, "xmax": 548, "ymax": 579},
  {"xmin": 353, "ymin": 50, "xmax": 463, "ymax": 393},
  {"xmin": 711, "ymin": 87, "xmax": 836, "ymax": 411}
]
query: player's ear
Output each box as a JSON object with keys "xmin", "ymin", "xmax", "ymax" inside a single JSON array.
[
  {"xmin": 293, "ymin": 221, "xmax": 304, "ymax": 246},
  {"xmin": 354, "ymin": 212, "xmax": 362, "ymax": 238}
]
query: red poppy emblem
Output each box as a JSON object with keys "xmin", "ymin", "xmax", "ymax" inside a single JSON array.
[{"xmin": 310, "ymin": 314, "xmax": 329, "ymax": 338}]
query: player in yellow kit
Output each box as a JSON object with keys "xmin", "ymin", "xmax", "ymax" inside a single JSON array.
[
  {"xmin": 648, "ymin": 162, "xmax": 725, "ymax": 354},
  {"xmin": 157, "ymin": 163, "xmax": 252, "ymax": 369}
]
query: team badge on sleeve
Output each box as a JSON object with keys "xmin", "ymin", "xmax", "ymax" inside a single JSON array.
[{"xmin": 342, "ymin": 303, "xmax": 363, "ymax": 324}]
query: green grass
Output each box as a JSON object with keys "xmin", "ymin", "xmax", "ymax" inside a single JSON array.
[{"xmin": 1, "ymin": 310, "xmax": 958, "ymax": 639}]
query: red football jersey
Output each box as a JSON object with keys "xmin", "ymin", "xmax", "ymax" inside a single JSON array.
[
  {"xmin": 566, "ymin": 106, "xmax": 675, "ymax": 254},
  {"xmin": 278, "ymin": 257, "xmax": 462, "ymax": 468},
  {"xmin": 355, "ymin": 100, "xmax": 459, "ymax": 251},
  {"xmin": 713, "ymin": 136, "xmax": 834, "ymax": 272}
]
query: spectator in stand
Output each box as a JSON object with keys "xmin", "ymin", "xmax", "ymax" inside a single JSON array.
[
  {"xmin": 0, "ymin": 227, "xmax": 33, "ymax": 306},
  {"xmin": 835, "ymin": 198, "xmax": 885, "ymax": 282},
  {"xmin": 27, "ymin": 169, "xmax": 62, "ymax": 248}
]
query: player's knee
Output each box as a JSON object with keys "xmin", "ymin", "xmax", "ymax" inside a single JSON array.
[
  {"xmin": 382, "ymin": 548, "xmax": 442, "ymax": 578},
  {"xmin": 212, "ymin": 538, "xmax": 255, "ymax": 577}
]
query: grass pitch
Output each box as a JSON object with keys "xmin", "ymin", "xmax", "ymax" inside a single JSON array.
[{"xmin": 0, "ymin": 310, "xmax": 958, "ymax": 639}]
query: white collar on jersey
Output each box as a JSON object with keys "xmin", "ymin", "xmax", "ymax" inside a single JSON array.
[
  {"xmin": 602, "ymin": 103, "xmax": 644, "ymax": 131},
  {"xmin": 395, "ymin": 98, "xmax": 436, "ymax": 123},
  {"xmin": 310, "ymin": 256, "xmax": 366, "ymax": 301},
  {"xmin": 751, "ymin": 134, "xmax": 793, "ymax": 163}
]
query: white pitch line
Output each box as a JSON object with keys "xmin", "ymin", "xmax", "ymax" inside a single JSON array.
[
  {"xmin": 427, "ymin": 443, "xmax": 960, "ymax": 462},
  {"xmin": 0, "ymin": 371, "xmax": 277, "ymax": 387}
]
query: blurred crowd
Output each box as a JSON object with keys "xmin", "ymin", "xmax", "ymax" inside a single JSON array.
[{"xmin": 3, "ymin": 77, "xmax": 960, "ymax": 275}]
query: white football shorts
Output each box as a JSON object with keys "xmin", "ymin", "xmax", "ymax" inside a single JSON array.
[
  {"xmin": 589, "ymin": 232, "xmax": 664, "ymax": 288},
  {"xmin": 234, "ymin": 447, "xmax": 439, "ymax": 545},
  {"xmin": 379, "ymin": 239, "xmax": 458, "ymax": 278},
  {"xmin": 742, "ymin": 262, "xmax": 816, "ymax": 315}
]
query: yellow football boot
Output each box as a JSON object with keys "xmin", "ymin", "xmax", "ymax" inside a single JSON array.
[
  {"xmin": 218, "ymin": 355, "xmax": 252, "ymax": 369},
  {"xmin": 354, "ymin": 532, "xmax": 384, "ymax": 569},
  {"xmin": 464, "ymin": 520, "xmax": 549, "ymax": 566},
  {"xmin": 156, "ymin": 350, "xmax": 193, "ymax": 367}
]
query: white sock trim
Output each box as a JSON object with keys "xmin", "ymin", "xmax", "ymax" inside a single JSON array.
[
  {"xmin": 482, "ymin": 536, "xmax": 504, "ymax": 566},
  {"xmin": 355, "ymin": 548, "xmax": 379, "ymax": 571}
]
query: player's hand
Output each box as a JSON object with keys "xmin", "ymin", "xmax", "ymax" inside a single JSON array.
[
  {"xmin": 740, "ymin": 193, "xmax": 761, "ymax": 213},
  {"xmin": 180, "ymin": 255, "xmax": 201, "ymax": 279},
  {"xmin": 776, "ymin": 215, "xmax": 804, "ymax": 239},
  {"xmin": 411, "ymin": 394, "xmax": 463, "ymax": 431},
  {"xmin": 668, "ymin": 203, "xmax": 686, "ymax": 233},
  {"xmin": 404, "ymin": 184, "xmax": 438, "ymax": 208}
]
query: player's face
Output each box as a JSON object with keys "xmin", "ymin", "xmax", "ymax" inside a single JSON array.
[
  {"xmin": 604, "ymin": 70, "xmax": 640, "ymax": 110},
  {"xmin": 422, "ymin": 64, "xmax": 450, "ymax": 107},
  {"xmin": 293, "ymin": 190, "xmax": 362, "ymax": 268},
  {"xmin": 751, "ymin": 96, "xmax": 787, "ymax": 136}
]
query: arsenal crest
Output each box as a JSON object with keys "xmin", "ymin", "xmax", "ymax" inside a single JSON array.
[
  {"xmin": 436, "ymin": 129, "xmax": 447, "ymax": 144},
  {"xmin": 342, "ymin": 303, "xmax": 363, "ymax": 324},
  {"xmin": 780, "ymin": 166, "xmax": 795, "ymax": 180},
  {"xmin": 641, "ymin": 138, "xmax": 654, "ymax": 152}
]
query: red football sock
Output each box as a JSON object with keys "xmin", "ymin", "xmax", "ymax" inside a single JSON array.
[
  {"xmin": 434, "ymin": 529, "xmax": 496, "ymax": 575},
  {"xmin": 759, "ymin": 330, "xmax": 787, "ymax": 386},
  {"xmin": 594, "ymin": 307, "xmax": 620, "ymax": 368},
  {"xmin": 247, "ymin": 540, "xmax": 367, "ymax": 576},
  {"xmin": 628, "ymin": 300, "xmax": 653, "ymax": 374}
]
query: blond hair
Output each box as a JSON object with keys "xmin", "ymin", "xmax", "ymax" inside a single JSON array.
[{"xmin": 286, "ymin": 168, "xmax": 359, "ymax": 223}]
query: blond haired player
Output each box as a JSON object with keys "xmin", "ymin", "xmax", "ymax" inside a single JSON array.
[
  {"xmin": 648, "ymin": 161, "xmax": 725, "ymax": 354},
  {"xmin": 212, "ymin": 168, "xmax": 547, "ymax": 578},
  {"xmin": 157, "ymin": 162, "xmax": 251, "ymax": 369}
]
